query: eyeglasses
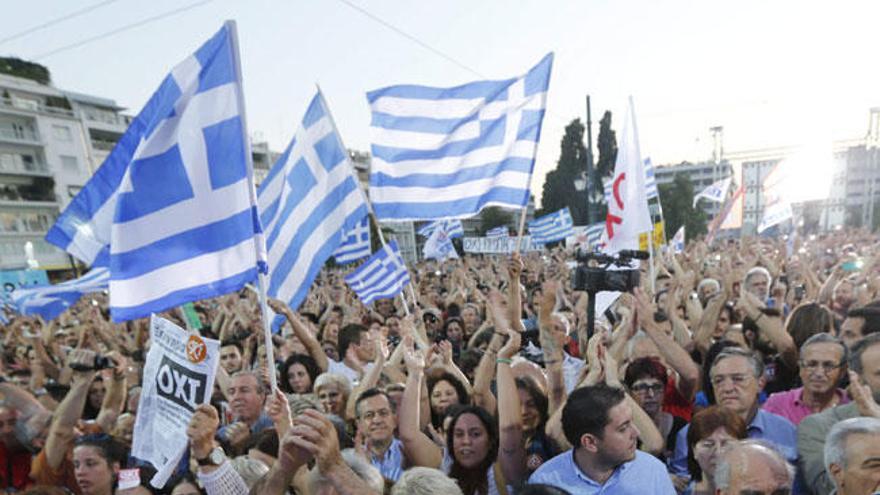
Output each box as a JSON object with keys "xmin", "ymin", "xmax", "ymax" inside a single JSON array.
[
  {"xmin": 630, "ymin": 383, "xmax": 664, "ymax": 395},
  {"xmin": 710, "ymin": 373, "xmax": 752, "ymax": 387},
  {"xmin": 800, "ymin": 360, "xmax": 843, "ymax": 373},
  {"xmin": 360, "ymin": 409, "xmax": 392, "ymax": 421}
]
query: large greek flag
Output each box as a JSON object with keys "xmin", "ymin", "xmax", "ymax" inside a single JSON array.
[
  {"xmin": 334, "ymin": 216, "xmax": 371, "ymax": 265},
  {"xmin": 11, "ymin": 268, "xmax": 109, "ymax": 320},
  {"xmin": 45, "ymin": 23, "xmax": 265, "ymax": 321},
  {"xmin": 367, "ymin": 54, "xmax": 553, "ymax": 220},
  {"xmin": 529, "ymin": 207, "xmax": 573, "ymax": 244},
  {"xmin": 604, "ymin": 157, "xmax": 658, "ymax": 203},
  {"xmin": 344, "ymin": 241, "xmax": 410, "ymax": 305},
  {"xmin": 417, "ymin": 219, "xmax": 464, "ymax": 239},
  {"xmin": 258, "ymin": 92, "xmax": 368, "ymax": 311}
]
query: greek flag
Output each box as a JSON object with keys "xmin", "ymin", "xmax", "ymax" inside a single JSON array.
[
  {"xmin": 417, "ymin": 219, "xmax": 464, "ymax": 239},
  {"xmin": 344, "ymin": 241, "xmax": 410, "ymax": 305},
  {"xmin": 11, "ymin": 268, "xmax": 109, "ymax": 320},
  {"xmin": 529, "ymin": 207, "xmax": 573, "ymax": 244},
  {"xmin": 604, "ymin": 157, "xmax": 658, "ymax": 203},
  {"xmin": 424, "ymin": 226, "xmax": 459, "ymax": 260},
  {"xmin": 585, "ymin": 223, "xmax": 604, "ymax": 246},
  {"xmin": 693, "ymin": 177, "xmax": 732, "ymax": 208},
  {"xmin": 258, "ymin": 92, "xmax": 368, "ymax": 311},
  {"xmin": 670, "ymin": 225, "xmax": 685, "ymax": 253},
  {"xmin": 367, "ymin": 54, "xmax": 553, "ymax": 220},
  {"xmin": 333, "ymin": 216, "xmax": 371, "ymax": 265},
  {"xmin": 45, "ymin": 22, "xmax": 266, "ymax": 322},
  {"xmin": 486, "ymin": 226, "xmax": 508, "ymax": 238}
]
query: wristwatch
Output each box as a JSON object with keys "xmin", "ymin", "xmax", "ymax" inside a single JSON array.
[{"xmin": 196, "ymin": 446, "xmax": 226, "ymax": 466}]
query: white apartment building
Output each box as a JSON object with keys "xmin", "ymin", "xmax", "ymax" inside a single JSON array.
[{"xmin": 653, "ymin": 160, "xmax": 734, "ymax": 220}]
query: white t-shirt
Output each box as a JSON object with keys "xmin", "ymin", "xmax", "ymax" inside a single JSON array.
[{"xmin": 327, "ymin": 359, "xmax": 374, "ymax": 387}]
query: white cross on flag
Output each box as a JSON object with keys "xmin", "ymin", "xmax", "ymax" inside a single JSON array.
[{"xmin": 605, "ymin": 97, "xmax": 652, "ymax": 253}]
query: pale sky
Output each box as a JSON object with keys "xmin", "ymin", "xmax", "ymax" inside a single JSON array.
[{"xmin": 4, "ymin": 0, "xmax": 878, "ymax": 206}]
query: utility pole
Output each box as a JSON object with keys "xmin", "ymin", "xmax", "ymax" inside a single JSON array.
[{"xmin": 585, "ymin": 95, "xmax": 595, "ymax": 224}]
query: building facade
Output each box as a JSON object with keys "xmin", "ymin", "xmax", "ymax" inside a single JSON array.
[{"xmin": 653, "ymin": 160, "xmax": 734, "ymax": 220}]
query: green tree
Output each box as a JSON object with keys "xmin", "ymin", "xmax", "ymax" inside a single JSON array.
[
  {"xmin": 479, "ymin": 207, "xmax": 512, "ymax": 234},
  {"xmin": 0, "ymin": 58, "xmax": 51, "ymax": 85},
  {"xmin": 658, "ymin": 174, "xmax": 707, "ymax": 239},
  {"xmin": 539, "ymin": 119, "xmax": 589, "ymax": 223},
  {"xmin": 587, "ymin": 111, "xmax": 618, "ymax": 223}
]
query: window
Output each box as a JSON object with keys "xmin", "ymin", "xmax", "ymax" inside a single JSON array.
[
  {"xmin": 52, "ymin": 125, "xmax": 72, "ymax": 141},
  {"xmin": 60, "ymin": 155, "xmax": 79, "ymax": 173}
]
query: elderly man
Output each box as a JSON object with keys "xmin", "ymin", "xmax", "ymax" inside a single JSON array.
[
  {"xmin": 824, "ymin": 417, "xmax": 880, "ymax": 495},
  {"xmin": 671, "ymin": 348, "xmax": 797, "ymax": 477},
  {"xmin": 800, "ymin": 333, "xmax": 880, "ymax": 495},
  {"xmin": 714, "ymin": 440, "xmax": 794, "ymax": 495},
  {"xmin": 763, "ymin": 333, "xmax": 850, "ymax": 425},
  {"xmin": 218, "ymin": 371, "xmax": 272, "ymax": 450},
  {"xmin": 745, "ymin": 267, "xmax": 772, "ymax": 302}
]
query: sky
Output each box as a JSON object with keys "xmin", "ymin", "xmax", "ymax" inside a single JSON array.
[{"xmin": 3, "ymin": 0, "xmax": 878, "ymax": 207}]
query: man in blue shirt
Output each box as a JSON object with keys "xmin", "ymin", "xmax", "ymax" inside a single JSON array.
[
  {"xmin": 355, "ymin": 388, "xmax": 406, "ymax": 482},
  {"xmin": 529, "ymin": 385, "xmax": 675, "ymax": 494},
  {"xmin": 671, "ymin": 348, "xmax": 797, "ymax": 477}
]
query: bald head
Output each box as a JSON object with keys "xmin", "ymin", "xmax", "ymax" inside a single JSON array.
[{"xmin": 715, "ymin": 440, "xmax": 793, "ymax": 495}]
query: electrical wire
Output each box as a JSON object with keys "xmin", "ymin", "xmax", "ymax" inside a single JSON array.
[
  {"xmin": 0, "ymin": 0, "xmax": 124, "ymax": 47},
  {"xmin": 335, "ymin": 0, "xmax": 485, "ymax": 79},
  {"xmin": 31, "ymin": 0, "xmax": 218, "ymax": 60}
]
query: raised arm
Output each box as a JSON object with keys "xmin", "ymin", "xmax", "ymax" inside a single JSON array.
[
  {"xmin": 44, "ymin": 349, "xmax": 98, "ymax": 469},
  {"xmin": 496, "ymin": 326, "xmax": 527, "ymax": 485},
  {"xmin": 508, "ymin": 253, "xmax": 525, "ymax": 332},
  {"xmin": 398, "ymin": 336, "xmax": 442, "ymax": 469},
  {"xmin": 268, "ymin": 297, "xmax": 328, "ymax": 372},
  {"xmin": 95, "ymin": 352, "xmax": 128, "ymax": 433},
  {"xmin": 538, "ymin": 282, "xmax": 567, "ymax": 410},
  {"xmin": 738, "ymin": 289, "xmax": 798, "ymax": 369},
  {"xmin": 633, "ymin": 288, "xmax": 700, "ymax": 401}
]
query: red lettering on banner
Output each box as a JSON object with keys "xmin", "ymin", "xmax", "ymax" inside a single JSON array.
[{"xmin": 612, "ymin": 173, "xmax": 626, "ymax": 209}]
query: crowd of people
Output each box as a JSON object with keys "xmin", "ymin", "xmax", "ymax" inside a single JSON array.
[{"xmin": 4, "ymin": 228, "xmax": 880, "ymax": 494}]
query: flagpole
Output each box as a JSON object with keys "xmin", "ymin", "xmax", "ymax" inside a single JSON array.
[
  {"xmin": 515, "ymin": 206, "xmax": 529, "ymax": 254},
  {"xmin": 228, "ymin": 19, "xmax": 277, "ymax": 391},
  {"xmin": 315, "ymin": 85, "xmax": 412, "ymax": 319}
]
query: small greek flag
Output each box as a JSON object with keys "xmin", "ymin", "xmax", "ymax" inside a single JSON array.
[
  {"xmin": 367, "ymin": 54, "xmax": 553, "ymax": 220},
  {"xmin": 258, "ymin": 92, "xmax": 368, "ymax": 311},
  {"xmin": 45, "ymin": 22, "xmax": 266, "ymax": 322},
  {"xmin": 486, "ymin": 226, "xmax": 508, "ymax": 238},
  {"xmin": 693, "ymin": 177, "xmax": 732, "ymax": 208},
  {"xmin": 11, "ymin": 268, "xmax": 109, "ymax": 320},
  {"xmin": 344, "ymin": 241, "xmax": 410, "ymax": 305},
  {"xmin": 585, "ymin": 223, "xmax": 604, "ymax": 246},
  {"xmin": 334, "ymin": 216, "xmax": 371, "ymax": 265},
  {"xmin": 670, "ymin": 226, "xmax": 685, "ymax": 253},
  {"xmin": 529, "ymin": 207, "xmax": 573, "ymax": 244},
  {"xmin": 418, "ymin": 219, "xmax": 464, "ymax": 239}
]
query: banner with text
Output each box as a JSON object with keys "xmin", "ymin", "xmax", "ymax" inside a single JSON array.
[
  {"xmin": 132, "ymin": 315, "xmax": 220, "ymax": 488},
  {"xmin": 463, "ymin": 236, "xmax": 544, "ymax": 254}
]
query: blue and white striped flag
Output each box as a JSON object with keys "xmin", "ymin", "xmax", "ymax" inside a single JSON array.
[
  {"xmin": 45, "ymin": 23, "xmax": 266, "ymax": 321},
  {"xmin": 258, "ymin": 92, "xmax": 368, "ymax": 311},
  {"xmin": 334, "ymin": 216, "xmax": 371, "ymax": 265},
  {"xmin": 670, "ymin": 225, "xmax": 685, "ymax": 253},
  {"xmin": 344, "ymin": 241, "xmax": 410, "ymax": 305},
  {"xmin": 604, "ymin": 157, "xmax": 658, "ymax": 203},
  {"xmin": 486, "ymin": 226, "xmax": 508, "ymax": 238},
  {"xmin": 417, "ymin": 219, "xmax": 464, "ymax": 239},
  {"xmin": 11, "ymin": 268, "xmax": 109, "ymax": 320},
  {"xmin": 367, "ymin": 54, "xmax": 553, "ymax": 220},
  {"xmin": 529, "ymin": 207, "xmax": 573, "ymax": 244},
  {"xmin": 585, "ymin": 223, "xmax": 604, "ymax": 246}
]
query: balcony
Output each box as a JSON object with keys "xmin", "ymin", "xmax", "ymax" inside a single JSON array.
[
  {"xmin": 0, "ymin": 126, "xmax": 40, "ymax": 146},
  {"xmin": 0, "ymin": 96, "xmax": 75, "ymax": 118},
  {"xmin": 91, "ymin": 139, "xmax": 117, "ymax": 151}
]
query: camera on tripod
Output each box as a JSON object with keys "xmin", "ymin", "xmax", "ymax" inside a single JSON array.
[{"xmin": 571, "ymin": 249, "xmax": 649, "ymax": 293}]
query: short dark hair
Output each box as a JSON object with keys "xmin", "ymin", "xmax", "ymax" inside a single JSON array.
[
  {"xmin": 220, "ymin": 339, "xmax": 243, "ymax": 354},
  {"xmin": 847, "ymin": 301, "xmax": 880, "ymax": 336},
  {"xmin": 624, "ymin": 357, "xmax": 667, "ymax": 389},
  {"xmin": 248, "ymin": 428, "xmax": 279, "ymax": 458},
  {"xmin": 850, "ymin": 332, "xmax": 880, "ymax": 375},
  {"xmin": 561, "ymin": 385, "xmax": 626, "ymax": 447},
  {"xmin": 338, "ymin": 324, "xmax": 367, "ymax": 359},
  {"xmin": 280, "ymin": 354, "xmax": 321, "ymax": 394},
  {"xmin": 73, "ymin": 433, "xmax": 126, "ymax": 467},
  {"xmin": 354, "ymin": 387, "xmax": 394, "ymax": 418}
]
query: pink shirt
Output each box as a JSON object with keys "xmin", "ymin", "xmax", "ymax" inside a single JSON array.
[{"xmin": 762, "ymin": 386, "xmax": 850, "ymax": 425}]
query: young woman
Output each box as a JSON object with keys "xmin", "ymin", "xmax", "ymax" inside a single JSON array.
[
  {"xmin": 279, "ymin": 354, "xmax": 321, "ymax": 395},
  {"xmin": 624, "ymin": 357, "xmax": 688, "ymax": 461},
  {"xmin": 515, "ymin": 376, "xmax": 559, "ymax": 476},
  {"xmin": 72, "ymin": 434, "xmax": 126, "ymax": 495}
]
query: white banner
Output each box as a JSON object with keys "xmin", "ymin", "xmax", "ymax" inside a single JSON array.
[
  {"xmin": 463, "ymin": 236, "xmax": 544, "ymax": 254},
  {"xmin": 132, "ymin": 315, "xmax": 220, "ymax": 488}
]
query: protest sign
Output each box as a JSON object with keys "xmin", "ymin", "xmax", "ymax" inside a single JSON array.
[
  {"xmin": 462, "ymin": 236, "xmax": 544, "ymax": 254},
  {"xmin": 132, "ymin": 315, "xmax": 220, "ymax": 487}
]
